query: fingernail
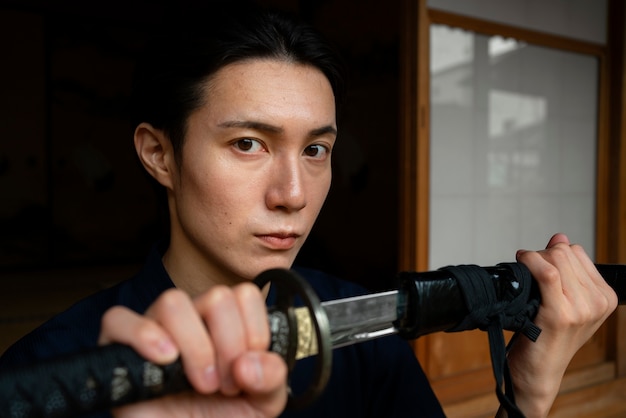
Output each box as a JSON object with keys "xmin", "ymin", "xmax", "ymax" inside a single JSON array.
[
  {"xmin": 157, "ymin": 338, "xmax": 177, "ymax": 358},
  {"xmin": 204, "ymin": 365, "xmax": 219, "ymax": 390},
  {"xmin": 252, "ymin": 357, "xmax": 263, "ymax": 386},
  {"xmin": 246, "ymin": 353, "xmax": 263, "ymax": 388}
]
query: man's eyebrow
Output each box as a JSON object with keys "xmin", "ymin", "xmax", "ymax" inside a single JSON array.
[
  {"xmin": 309, "ymin": 125, "xmax": 338, "ymax": 138},
  {"xmin": 218, "ymin": 120, "xmax": 337, "ymax": 138},
  {"xmin": 218, "ymin": 120, "xmax": 283, "ymax": 134}
]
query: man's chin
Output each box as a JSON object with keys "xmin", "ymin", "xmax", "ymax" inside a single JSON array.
[{"xmin": 247, "ymin": 258, "xmax": 296, "ymax": 278}]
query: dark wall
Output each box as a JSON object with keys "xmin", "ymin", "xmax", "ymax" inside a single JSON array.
[{"xmin": 0, "ymin": 0, "xmax": 403, "ymax": 291}]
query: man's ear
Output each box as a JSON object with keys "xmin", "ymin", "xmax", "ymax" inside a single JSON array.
[{"xmin": 134, "ymin": 122, "xmax": 176, "ymax": 189}]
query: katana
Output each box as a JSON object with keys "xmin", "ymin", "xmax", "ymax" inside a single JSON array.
[{"xmin": 1, "ymin": 263, "xmax": 625, "ymax": 417}]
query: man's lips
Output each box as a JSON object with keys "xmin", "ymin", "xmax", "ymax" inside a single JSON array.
[{"xmin": 255, "ymin": 233, "xmax": 300, "ymax": 250}]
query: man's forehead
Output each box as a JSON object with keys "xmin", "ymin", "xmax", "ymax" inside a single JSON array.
[
  {"xmin": 197, "ymin": 60, "xmax": 336, "ymax": 131},
  {"xmin": 205, "ymin": 59, "xmax": 333, "ymax": 96}
]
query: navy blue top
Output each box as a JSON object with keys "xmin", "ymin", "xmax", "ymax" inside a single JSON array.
[{"xmin": 0, "ymin": 245, "xmax": 444, "ymax": 417}]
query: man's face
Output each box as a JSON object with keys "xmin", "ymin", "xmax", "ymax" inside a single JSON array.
[{"xmin": 167, "ymin": 59, "xmax": 336, "ymax": 286}]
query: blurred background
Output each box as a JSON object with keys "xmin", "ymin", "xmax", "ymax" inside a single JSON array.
[{"xmin": 0, "ymin": 0, "xmax": 402, "ymax": 291}]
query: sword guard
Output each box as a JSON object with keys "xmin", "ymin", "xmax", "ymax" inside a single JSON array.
[{"xmin": 254, "ymin": 269, "xmax": 332, "ymax": 409}]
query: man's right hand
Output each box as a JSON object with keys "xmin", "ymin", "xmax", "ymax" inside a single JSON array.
[{"xmin": 98, "ymin": 283, "xmax": 288, "ymax": 417}]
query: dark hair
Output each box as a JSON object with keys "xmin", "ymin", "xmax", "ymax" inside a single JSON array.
[{"xmin": 130, "ymin": 7, "xmax": 347, "ymax": 159}]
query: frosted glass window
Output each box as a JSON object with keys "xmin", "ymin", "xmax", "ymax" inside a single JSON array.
[{"xmin": 428, "ymin": 24, "xmax": 598, "ymax": 268}]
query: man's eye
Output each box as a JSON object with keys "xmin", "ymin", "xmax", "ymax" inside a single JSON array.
[
  {"xmin": 234, "ymin": 138, "xmax": 263, "ymax": 152},
  {"xmin": 303, "ymin": 144, "xmax": 329, "ymax": 159}
]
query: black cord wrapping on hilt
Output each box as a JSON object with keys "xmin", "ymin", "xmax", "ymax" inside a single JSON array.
[
  {"xmin": 0, "ymin": 343, "xmax": 190, "ymax": 418},
  {"xmin": 441, "ymin": 263, "xmax": 542, "ymax": 418}
]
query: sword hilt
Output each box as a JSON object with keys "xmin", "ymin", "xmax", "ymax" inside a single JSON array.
[{"xmin": 0, "ymin": 343, "xmax": 190, "ymax": 418}]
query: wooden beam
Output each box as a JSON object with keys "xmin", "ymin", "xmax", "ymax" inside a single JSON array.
[{"xmin": 428, "ymin": 8, "xmax": 605, "ymax": 57}]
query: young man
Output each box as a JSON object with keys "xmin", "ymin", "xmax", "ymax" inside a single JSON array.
[{"xmin": 0, "ymin": 8, "xmax": 617, "ymax": 418}]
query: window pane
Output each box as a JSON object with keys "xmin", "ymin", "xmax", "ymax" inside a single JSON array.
[{"xmin": 429, "ymin": 24, "xmax": 598, "ymax": 268}]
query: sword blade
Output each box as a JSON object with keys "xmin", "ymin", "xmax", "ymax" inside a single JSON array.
[{"xmin": 290, "ymin": 290, "xmax": 406, "ymax": 359}]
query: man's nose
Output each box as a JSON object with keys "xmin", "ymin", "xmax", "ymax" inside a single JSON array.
[{"xmin": 265, "ymin": 157, "xmax": 307, "ymax": 212}]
